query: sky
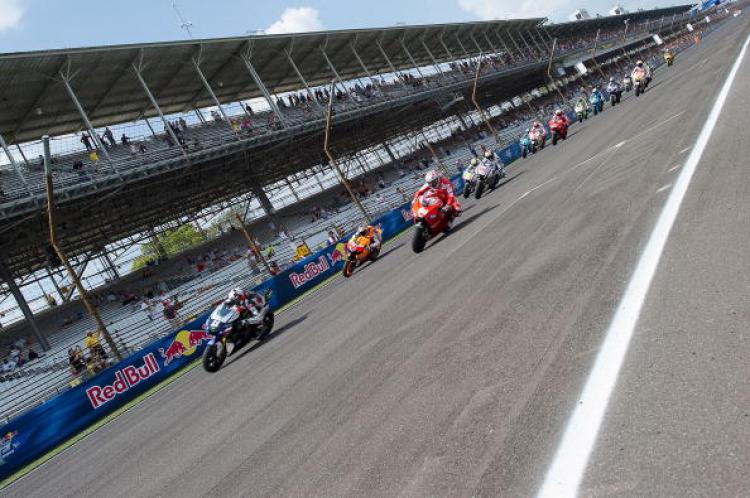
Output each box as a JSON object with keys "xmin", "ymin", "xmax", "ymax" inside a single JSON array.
[{"xmin": 0, "ymin": 0, "xmax": 685, "ymax": 53}]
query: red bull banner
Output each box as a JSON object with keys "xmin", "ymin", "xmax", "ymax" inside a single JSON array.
[{"xmin": 0, "ymin": 177, "xmax": 454, "ymax": 481}]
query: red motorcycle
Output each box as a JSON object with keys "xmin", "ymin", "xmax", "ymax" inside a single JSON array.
[
  {"xmin": 548, "ymin": 118, "xmax": 569, "ymax": 146},
  {"xmin": 411, "ymin": 191, "xmax": 455, "ymax": 253}
]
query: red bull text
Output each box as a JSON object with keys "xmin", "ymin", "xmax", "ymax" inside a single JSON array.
[
  {"xmin": 288, "ymin": 256, "xmax": 330, "ymax": 289},
  {"xmin": 85, "ymin": 353, "xmax": 160, "ymax": 409}
]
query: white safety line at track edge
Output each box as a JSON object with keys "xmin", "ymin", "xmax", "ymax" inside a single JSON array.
[
  {"xmin": 537, "ymin": 33, "xmax": 750, "ymax": 498},
  {"xmin": 668, "ymin": 164, "xmax": 682, "ymax": 172}
]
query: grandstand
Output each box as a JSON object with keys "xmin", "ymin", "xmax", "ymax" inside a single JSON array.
[{"xmin": 0, "ymin": 5, "xmax": 699, "ymax": 421}]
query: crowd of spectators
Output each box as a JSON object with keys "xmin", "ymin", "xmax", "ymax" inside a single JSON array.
[{"xmin": 1, "ymin": 337, "xmax": 41, "ymax": 377}]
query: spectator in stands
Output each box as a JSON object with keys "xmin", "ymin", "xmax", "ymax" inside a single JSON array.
[
  {"xmin": 327, "ymin": 230, "xmax": 339, "ymax": 245},
  {"xmin": 84, "ymin": 331, "xmax": 107, "ymax": 359},
  {"xmin": 68, "ymin": 347, "xmax": 86, "ymax": 376},
  {"xmin": 103, "ymin": 128, "xmax": 116, "ymax": 147},
  {"xmin": 140, "ymin": 299, "xmax": 155, "ymax": 322},
  {"xmin": 81, "ymin": 133, "xmax": 94, "ymax": 152},
  {"xmin": 269, "ymin": 261, "xmax": 281, "ymax": 276},
  {"xmin": 2, "ymin": 358, "xmax": 14, "ymax": 374},
  {"xmin": 121, "ymin": 133, "xmax": 130, "ymax": 145},
  {"xmin": 45, "ymin": 293, "xmax": 58, "ymax": 307}
]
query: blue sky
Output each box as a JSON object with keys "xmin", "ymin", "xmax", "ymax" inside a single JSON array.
[{"xmin": 1, "ymin": 0, "xmax": 684, "ymax": 52}]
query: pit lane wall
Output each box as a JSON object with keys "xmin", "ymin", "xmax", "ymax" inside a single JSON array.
[{"xmin": 0, "ymin": 170, "xmax": 477, "ymax": 480}]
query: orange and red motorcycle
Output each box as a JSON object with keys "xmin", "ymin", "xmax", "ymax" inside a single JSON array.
[{"xmin": 342, "ymin": 228, "xmax": 382, "ymax": 277}]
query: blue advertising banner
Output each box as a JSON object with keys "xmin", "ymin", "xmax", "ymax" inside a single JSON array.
[
  {"xmin": 0, "ymin": 197, "xmax": 421, "ymax": 481},
  {"xmin": 0, "ymin": 161, "xmax": 520, "ymax": 481}
]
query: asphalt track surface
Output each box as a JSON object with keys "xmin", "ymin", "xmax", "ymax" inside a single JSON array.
[{"xmin": 5, "ymin": 17, "xmax": 750, "ymax": 498}]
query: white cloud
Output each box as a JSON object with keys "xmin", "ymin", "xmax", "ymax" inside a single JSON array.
[
  {"xmin": 458, "ymin": 0, "xmax": 573, "ymax": 21},
  {"xmin": 265, "ymin": 6, "xmax": 324, "ymax": 35},
  {"xmin": 0, "ymin": 0, "xmax": 24, "ymax": 31}
]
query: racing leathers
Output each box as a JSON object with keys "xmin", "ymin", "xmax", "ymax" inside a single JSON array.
[{"xmin": 413, "ymin": 176, "xmax": 462, "ymax": 216}]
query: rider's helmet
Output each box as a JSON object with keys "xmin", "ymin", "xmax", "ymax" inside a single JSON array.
[
  {"xmin": 470, "ymin": 158, "xmax": 479, "ymax": 166},
  {"xmin": 555, "ymin": 109, "xmax": 564, "ymax": 117},
  {"xmin": 484, "ymin": 150, "xmax": 493, "ymax": 159},
  {"xmin": 592, "ymin": 86, "xmax": 598, "ymax": 92},
  {"xmin": 227, "ymin": 288, "xmax": 245, "ymax": 305},
  {"xmin": 356, "ymin": 226, "xmax": 368, "ymax": 237},
  {"xmin": 525, "ymin": 128, "xmax": 531, "ymax": 133},
  {"xmin": 533, "ymin": 120, "xmax": 542, "ymax": 127},
  {"xmin": 425, "ymin": 170, "xmax": 441, "ymax": 189},
  {"xmin": 609, "ymin": 77, "xmax": 615, "ymax": 83},
  {"xmin": 636, "ymin": 60, "xmax": 644, "ymax": 67}
]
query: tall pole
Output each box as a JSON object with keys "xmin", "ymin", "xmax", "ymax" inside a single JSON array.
[
  {"xmin": 43, "ymin": 136, "xmax": 122, "ymax": 361},
  {"xmin": 233, "ymin": 213, "xmax": 271, "ymax": 274},
  {"xmin": 323, "ymin": 80, "xmax": 372, "ymax": 223},
  {"xmin": 192, "ymin": 56, "xmax": 237, "ymax": 135},
  {"xmin": 132, "ymin": 63, "xmax": 187, "ymax": 157},
  {"xmin": 470, "ymin": 53, "xmax": 499, "ymax": 144}
]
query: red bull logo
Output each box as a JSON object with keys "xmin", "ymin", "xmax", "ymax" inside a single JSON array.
[
  {"xmin": 328, "ymin": 242, "xmax": 347, "ymax": 265},
  {"xmin": 85, "ymin": 353, "xmax": 160, "ymax": 409},
  {"xmin": 289, "ymin": 255, "xmax": 330, "ymax": 289},
  {"xmin": 159, "ymin": 329, "xmax": 212, "ymax": 366}
]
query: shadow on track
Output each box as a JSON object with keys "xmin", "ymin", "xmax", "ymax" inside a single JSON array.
[{"xmin": 224, "ymin": 314, "xmax": 308, "ymax": 367}]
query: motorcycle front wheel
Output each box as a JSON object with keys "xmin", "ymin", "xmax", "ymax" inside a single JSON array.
[
  {"xmin": 259, "ymin": 312, "xmax": 274, "ymax": 340},
  {"xmin": 342, "ymin": 260, "xmax": 356, "ymax": 278},
  {"xmin": 552, "ymin": 133, "xmax": 559, "ymax": 146},
  {"xmin": 411, "ymin": 225, "xmax": 427, "ymax": 253},
  {"xmin": 202, "ymin": 342, "xmax": 227, "ymax": 373},
  {"xmin": 463, "ymin": 186, "xmax": 472, "ymax": 198}
]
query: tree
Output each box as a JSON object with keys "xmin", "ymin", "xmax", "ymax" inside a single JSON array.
[{"xmin": 130, "ymin": 225, "xmax": 205, "ymax": 271}]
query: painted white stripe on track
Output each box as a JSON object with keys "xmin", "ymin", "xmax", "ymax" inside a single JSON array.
[{"xmin": 537, "ymin": 33, "xmax": 750, "ymax": 498}]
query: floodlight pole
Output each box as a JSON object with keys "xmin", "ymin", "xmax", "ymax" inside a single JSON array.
[
  {"xmin": 233, "ymin": 213, "xmax": 271, "ymax": 274},
  {"xmin": 43, "ymin": 136, "xmax": 122, "ymax": 361},
  {"xmin": 323, "ymin": 81, "xmax": 372, "ymax": 223},
  {"xmin": 470, "ymin": 53, "xmax": 499, "ymax": 144}
]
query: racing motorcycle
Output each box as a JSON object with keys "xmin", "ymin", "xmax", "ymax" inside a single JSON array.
[
  {"xmin": 529, "ymin": 128, "xmax": 546, "ymax": 151},
  {"xmin": 473, "ymin": 159, "xmax": 502, "ymax": 200},
  {"xmin": 607, "ymin": 85, "xmax": 623, "ymax": 107},
  {"xmin": 633, "ymin": 70, "xmax": 648, "ymax": 97},
  {"xmin": 548, "ymin": 118, "xmax": 569, "ymax": 146},
  {"xmin": 589, "ymin": 93, "xmax": 604, "ymax": 115},
  {"xmin": 574, "ymin": 101, "xmax": 589, "ymax": 122},
  {"xmin": 520, "ymin": 134, "xmax": 534, "ymax": 158},
  {"xmin": 202, "ymin": 290, "xmax": 274, "ymax": 372},
  {"xmin": 462, "ymin": 165, "xmax": 476, "ymax": 197},
  {"xmin": 342, "ymin": 229, "xmax": 382, "ymax": 278},
  {"xmin": 623, "ymin": 75, "xmax": 633, "ymax": 92},
  {"xmin": 411, "ymin": 191, "xmax": 455, "ymax": 253}
]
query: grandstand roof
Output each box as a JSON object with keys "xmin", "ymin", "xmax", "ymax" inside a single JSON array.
[{"xmin": 0, "ymin": 18, "xmax": 545, "ymax": 144}]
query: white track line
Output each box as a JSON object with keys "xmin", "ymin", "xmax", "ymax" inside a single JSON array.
[
  {"xmin": 656, "ymin": 184, "xmax": 672, "ymax": 193},
  {"xmin": 668, "ymin": 163, "xmax": 682, "ymax": 172},
  {"xmin": 537, "ymin": 33, "xmax": 750, "ymax": 498}
]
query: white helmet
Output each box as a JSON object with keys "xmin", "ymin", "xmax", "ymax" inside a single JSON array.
[
  {"xmin": 425, "ymin": 170, "xmax": 440, "ymax": 188},
  {"xmin": 470, "ymin": 158, "xmax": 479, "ymax": 166},
  {"xmin": 636, "ymin": 60, "xmax": 644, "ymax": 67},
  {"xmin": 227, "ymin": 288, "xmax": 244, "ymax": 303}
]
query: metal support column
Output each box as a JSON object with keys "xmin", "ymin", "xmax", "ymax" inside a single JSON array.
[
  {"xmin": 192, "ymin": 55, "xmax": 236, "ymax": 135},
  {"xmin": 0, "ymin": 133, "xmax": 34, "ymax": 199},
  {"xmin": 144, "ymin": 118, "xmax": 158, "ymax": 138},
  {"xmin": 284, "ymin": 178, "xmax": 301, "ymax": 201},
  {"xmin": 284, "ymin": 47, "xmax": 323, "ymax": 109},
  {"xmin": 251, "ymin": 183, "xmax": 277, "ymax": 221},
  {"xmin": 240, "ymin": 50, "xmax": 288, "ymax": 128},
  {"xmin": 515, "ymin": 28, "xmax": 536, "ymax": 59},
  {"xmin": 101, "ymin": 249, "xmax": 120, "ymax": 280},
  {"xmin": 15, "ymin": 144, "xmax": 30, "ymax": 168},
  {"xmin": 492, "ymin": 29, "xmax": 515, "ymax": 63},
  {"xmin": 469, "ymin": 32, "xmax": 484, "ymax": 55},
  {"xmin": 505, "ymin": 29, "xmax": 527, "ymax": 60},
  {"xmin": 350, "ymin": 41, "xmax": 379, "ymax": 89},
  {"xmin": 59, "ymin": 70, "xmax": 113, "ymax": 164},
  {"xmin": 193, "ymin": 107, "xmax": 207, "ymax": 125},
  {"xmin": 0, "ymin": 259, "xmax": 50, "ymax": 351},
  {"xmin": 377, "ymin": 39, "xmax": 408, "ymax": 88},
  {"xmin": 400, "ymin": 38, "xmax": 425, "ymax": 79},
  {"xmin": 421, "ymin": 36, "xmax": 447, "ymax": 79},
  {"xmin": 454, "ymin": 32, "xmax": 472, "ymax": 59},
  {"xmin": 320, "ymin": 47, "xmax": 350, "ymax": 96},
  {"xmin": 132, "ymin": 62, "xmax": 187, "ymax": 157},
  {"xmin": 533, "ymin": 27, "xmax": 551, "ymax": 53}
]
